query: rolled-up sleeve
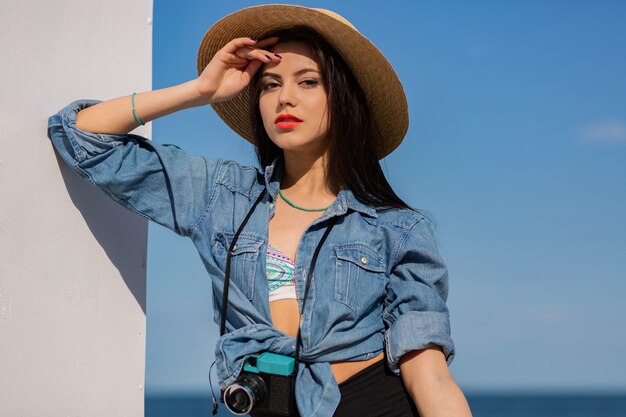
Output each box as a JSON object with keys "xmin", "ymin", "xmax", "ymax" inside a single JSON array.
[
  {"xmin": 383, "ymin": 213, "xmax": 455, "ymax": 374},
  {"xmin": 47, "ymin": 99, "xmax": 221, "ymax": 236}
]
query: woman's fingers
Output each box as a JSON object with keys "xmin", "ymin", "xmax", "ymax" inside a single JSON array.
[
  {"xmin": 221, "ymin": 37, "xmax": 257, "ymax": 54},
  {"xmin": 221, "ymin": 36, "xmax": 279, "ymax": 54},
  {"xmin": 196, "ymin": 36, "xmax": 281, "ymax": 102},
  {"xmin": 234, "ymin": 46, "xmax": 279, "ymax": 63},
  {"xmin": 241, "ymin": 59, "xmax": 264, "ymax": 82},
  {"xmin": 253, "ymin": 36, "xmax": 280, "ymax": 48},
  {"xmin": 223, "ymin": 36, "xmax": 282, "ymax": 64}
]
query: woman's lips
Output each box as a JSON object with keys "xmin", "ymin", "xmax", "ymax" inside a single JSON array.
[
  {"xmin": 276, "ymin": 121, "xmax": 302, "ymax": 129},
  {"xmin": 275, "ymin": 114, "xmax": 303, "ymax": 130}
]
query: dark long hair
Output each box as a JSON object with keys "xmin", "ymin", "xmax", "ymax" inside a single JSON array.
[{"xmin": 250, "ymin": 26, "xmax": 412, "ymax": 210}]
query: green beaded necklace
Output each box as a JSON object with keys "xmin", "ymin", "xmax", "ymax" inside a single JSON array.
[{"xmin": 278, "ymin": 189, "xmax": 330, "ymax": 212}]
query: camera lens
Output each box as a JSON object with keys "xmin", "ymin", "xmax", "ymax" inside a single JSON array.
[
  {"xmin": 227, "ymin": 388, "xmax": 251, "ymax": 414},
  {"xmin": 223, "ymin": 374, "xmax": 267, "ymax": 415}
]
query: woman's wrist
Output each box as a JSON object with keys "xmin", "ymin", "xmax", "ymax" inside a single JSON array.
[
  {"xmin": 191, "ymin": 76, "xmax": 219, "ymax": 106},
  {"xmin": 130, "ymin": 80, "xmax": 213, "ymax": 125},
  {"xmin": 185, "ymin": 78, "xmax": 214, "ymax": 107}
]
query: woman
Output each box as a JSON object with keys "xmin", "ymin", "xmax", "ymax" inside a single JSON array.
[{"xmin": 47, "ymin": 5, "xmax": 472, "ymax": 417}]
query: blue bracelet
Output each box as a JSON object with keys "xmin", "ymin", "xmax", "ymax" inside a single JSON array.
[{"xmin": 131, "ymin": 92, "xmax": 145, "ymax": 126}]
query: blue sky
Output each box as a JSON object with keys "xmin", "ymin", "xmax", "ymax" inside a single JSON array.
[{"xmin": 146, "ymin": 0, "xmax": 626, "ymax": 395}]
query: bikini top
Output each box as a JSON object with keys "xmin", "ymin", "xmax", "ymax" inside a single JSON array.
[{"xmin": 266, "ymin": 244, "xmax": 297, "ymax": 302}]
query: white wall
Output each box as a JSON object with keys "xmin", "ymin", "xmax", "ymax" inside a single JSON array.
[{"xmin": 0, "ymin": 1, "xmax": 152, "ymax": 416}]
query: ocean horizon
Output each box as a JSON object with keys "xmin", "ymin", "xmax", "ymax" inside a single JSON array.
[{"xmin": 145, "ymin": 391, "xmax": 626, "ymax": 417}]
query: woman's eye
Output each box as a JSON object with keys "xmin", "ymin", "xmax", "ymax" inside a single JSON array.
[
  {"xmin": 262, "ymin": 79, "xmax": 319, "ymax": 90},
  {"xmin": 262, "ymin": 82, "xmax": 279, "ymax": 90}
]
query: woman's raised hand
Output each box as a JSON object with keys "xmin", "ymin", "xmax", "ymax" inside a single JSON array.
[{"xmin": 196, "ymin": 36, "xmax": 281, "ymax": 104}]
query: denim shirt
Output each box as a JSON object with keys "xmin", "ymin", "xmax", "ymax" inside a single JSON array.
[{"xmin": 47, "ymin": 99, "xmax": 455, "ymax": 417}]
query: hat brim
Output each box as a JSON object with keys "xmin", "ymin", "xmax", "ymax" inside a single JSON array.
[{"xmin": 197, "ymin": 4, "xmax": 408, "ymax": 159}]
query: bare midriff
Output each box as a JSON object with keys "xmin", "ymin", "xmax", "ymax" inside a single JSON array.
[
  {"xmin": 267, "ymin": 192, "xmax": 385, "ymax": 384},
  {"xmin": 270, "ymin": 299, "xmax": 385, "ymax": 385}
]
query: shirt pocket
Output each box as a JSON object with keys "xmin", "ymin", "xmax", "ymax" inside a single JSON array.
[
  {"xmin": 213, "ymin": 231, "xmax": 264, "ymax": 301},
  {"xmin": 334, "ymin": 243, "xmax": 387, "ymax": 316}
]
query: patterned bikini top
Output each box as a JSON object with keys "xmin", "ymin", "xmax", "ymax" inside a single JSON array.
[{"xmin": 266, "ymin": 244, "xmax": 297, "ymax": 302}]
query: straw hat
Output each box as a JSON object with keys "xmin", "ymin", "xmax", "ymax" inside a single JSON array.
[{"xmin": 197, "ymin": 4, "xmax": 408, "ymax": 159}]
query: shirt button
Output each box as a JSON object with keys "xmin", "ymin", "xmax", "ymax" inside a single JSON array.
[
  {"xmin": 269, "ymin": 203, "xmax": 275, "ymax": 209},
  {"xmin": 360, "ymin": 256, "xmax": 368, "ymax": 265},
  {"xmin": 337, "ymin": 204, "xmax": 343, "ymax": 211},
  {"xmin": 232, "ymin": 244, "xmax": 237, "ymax": 251}
]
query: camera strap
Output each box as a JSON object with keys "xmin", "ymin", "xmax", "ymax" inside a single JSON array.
[
  {"xmin": 219, "ymin": 187, "xmax": 337, "ymax": 370},
  {"xmin": 220, "ymin": 188, "xmax": 267, "ymax": 337},
  {"xmin": 294, "ymin": 216, "xmax": 336, "ymax": 370}
]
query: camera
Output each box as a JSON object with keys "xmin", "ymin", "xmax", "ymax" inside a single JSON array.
[{"xmin": 222, "ymin": 352, "xmax": 297, "ymax": 416}]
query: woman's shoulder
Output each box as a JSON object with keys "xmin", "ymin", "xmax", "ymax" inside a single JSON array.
[
  {"xmin": 373, "ymin": 205, "xmax": 432, "ymax": 231},
  {"xmin": 213, "ymin": 158, "xmax": 265, "ymax": 198}
]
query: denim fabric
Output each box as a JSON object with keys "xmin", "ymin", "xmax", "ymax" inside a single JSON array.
[{"xmin": 47, "ymin": 99, "xmax": 455, "ymax": 417}]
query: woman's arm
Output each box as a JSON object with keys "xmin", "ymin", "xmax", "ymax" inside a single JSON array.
[
  {"xmin": 75, "ymin": 80, "xmax": 208, "ymax": 135},
  {"xmin": 400, "ymin": 346, "xmax": 472, "ymax": 417},
  {"xmin": 47, "ymin": 37, "xmax": 283, "ymax": 236},
  {"xmin": 75, "ymin": 36, "xmax": 281, "ymax": 135},
  {"xmin": 382, "ymin": 212, "xmax": 471, "ymax": 415}
]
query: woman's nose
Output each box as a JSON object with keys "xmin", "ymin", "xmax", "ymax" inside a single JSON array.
[{"xmin": 278, "ymin": 83, "xmax": 296, "ymax": 107}]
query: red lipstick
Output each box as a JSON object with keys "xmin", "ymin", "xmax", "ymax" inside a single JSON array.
[{"xmin": 275, "ymin": 114, "xmax": 303, "ymax": 129}]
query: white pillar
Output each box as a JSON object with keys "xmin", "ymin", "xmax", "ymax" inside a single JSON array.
[{"xmin": 0, "ymin": 1, "xmax": 152, "ymax": 416}]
